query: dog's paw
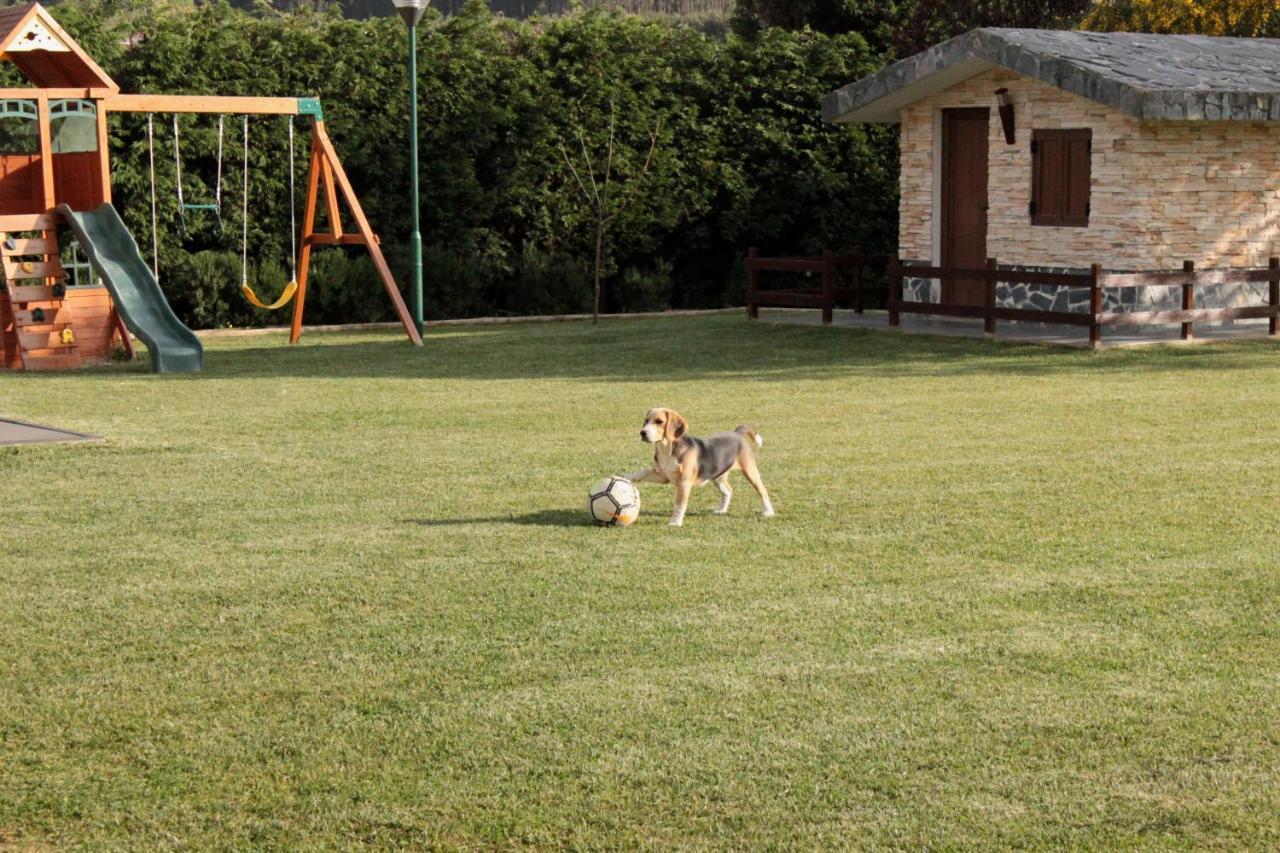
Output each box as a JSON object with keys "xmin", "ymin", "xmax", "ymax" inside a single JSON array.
[
  {"xmin": 713, "ymin": 508, "xmax": 729, "ymax": 515},
  {"xmin": 761, "ymin": 508, "xmax": 776, "ymax": 518},
  {"xmin": 666, "ymin": 518, "xmax": 684, "ymax": 527}
]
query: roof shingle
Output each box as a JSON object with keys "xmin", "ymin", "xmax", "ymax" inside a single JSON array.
[{"xmin": 824, "ymin": 28, "xmax": 1280, "ymax": 123}]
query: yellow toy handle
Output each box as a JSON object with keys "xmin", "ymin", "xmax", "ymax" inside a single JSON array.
[{"xmin": 241, "ymin": 278, "xmax": 298, "ymax": 311}]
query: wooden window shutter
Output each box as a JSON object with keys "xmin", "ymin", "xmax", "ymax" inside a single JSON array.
[{"xmin": 1031, "ymin": 128, "xmax": 1091, "ymax": 227}]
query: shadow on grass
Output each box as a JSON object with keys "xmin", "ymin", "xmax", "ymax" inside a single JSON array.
[
  {"xmin": 405, "ymin": 509, "xmax": 586, "ymax": 528},
  {"xmin": 17, "ymin": 314, "xmax": 1280, "ymax": 383}
]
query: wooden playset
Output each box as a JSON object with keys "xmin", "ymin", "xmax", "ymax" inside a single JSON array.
[{"xmin": 0, "ymin": 3, "xmax": 422, "ymax": 372}]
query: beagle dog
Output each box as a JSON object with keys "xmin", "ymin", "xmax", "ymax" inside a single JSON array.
[{"xmin": 627, "ymin": 407, "xmax": 775, "ymax": 527}]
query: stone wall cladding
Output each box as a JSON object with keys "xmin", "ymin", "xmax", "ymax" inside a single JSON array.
[{"xmin": 899, "ymin": 68, "xmax": 1280, "ymax": 291}]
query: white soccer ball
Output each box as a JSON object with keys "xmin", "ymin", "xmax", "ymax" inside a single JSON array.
[{"xmin": 587, "ymin": 476, "xmax": 640, "ymax": 527}]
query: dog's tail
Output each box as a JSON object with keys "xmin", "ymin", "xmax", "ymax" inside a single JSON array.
[{"xmin": 736, "ymin": 424, "xmax": 763, "ymax": 448}]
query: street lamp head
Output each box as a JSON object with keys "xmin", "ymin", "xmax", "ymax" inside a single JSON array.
[{"xmin": 391, "ymin": 0, "xmax": 428, "ymax": 27}]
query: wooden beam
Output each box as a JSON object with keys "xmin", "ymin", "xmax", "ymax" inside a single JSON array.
[
  {"xmin": 0, "ymin": 87, "xmax": 113, "ymax": 99},
  {"xmin": 311, "ymin": 121, "xmax": 423, "ymax": 346},
  {"xmin": 102, "ymin": 94, "xmax": 302, "ymax": 115},
  {"xmin": 304, "ymin": 234, "xmax": 375, "ymax": 247}
]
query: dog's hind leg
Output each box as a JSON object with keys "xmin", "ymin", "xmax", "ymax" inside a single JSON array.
[
  {"xmin": 713, "ymin": 475, "xmax": 733, "ymax": 515},
  {"xmin": 739, "ymin": 455, "xmax": 774, "ymax": 517}
]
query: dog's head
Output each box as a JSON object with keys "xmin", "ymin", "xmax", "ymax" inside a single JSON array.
[{"xmin": 640, "ymin": 407, "xmax": 687, "ymax": 444}]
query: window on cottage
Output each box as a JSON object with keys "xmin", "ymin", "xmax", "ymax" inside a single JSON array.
[{"xmin": 1030, "ymin": 128, "xmax": 1091, "ymax": 227}]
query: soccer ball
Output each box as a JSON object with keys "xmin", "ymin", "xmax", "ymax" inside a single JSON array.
[{"xmin": 587, "ymin": 476, "xmax": 640, "ymax": 527}]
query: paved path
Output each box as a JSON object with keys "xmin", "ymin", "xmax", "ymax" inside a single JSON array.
[
  {"xmin": 0, "ymin": 418, "xmax": 97, "ymax": 446},
  {"xmin": 758, "ymin": 308, "xmax": 1277, "ymax": 349}
]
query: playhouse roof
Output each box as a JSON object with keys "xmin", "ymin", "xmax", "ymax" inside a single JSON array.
[
  {"xmin": 0, "ymin": 3, "xmax": 117, "ymax": 92},
  {"xmin": 824, "ymin": 28, "xmax": 1280, "ymax": 124}
]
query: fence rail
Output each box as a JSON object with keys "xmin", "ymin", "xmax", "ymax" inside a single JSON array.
[
  {"xmin": 745, "ymin": 246, "xmax": 893, "ymax": 324},
  {"xmin": 745, "ymin": 250, "xmax": 1280, "ymax": 347}
]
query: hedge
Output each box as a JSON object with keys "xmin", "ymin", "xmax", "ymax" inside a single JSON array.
[{"xmin": 50, "ymin": 0, "xmax": 898, "ymax": 327}]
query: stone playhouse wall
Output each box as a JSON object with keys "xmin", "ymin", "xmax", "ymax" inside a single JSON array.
[
  {"xmin": 897, "ymin": 68, "xmax": 1280, "ymax": 314},
  {"xmin": 899, "ymin": 265, "xmax": 1273, "ymax": 314}
]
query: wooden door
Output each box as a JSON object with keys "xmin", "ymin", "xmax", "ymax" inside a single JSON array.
[{"xmin": 940, "ymin": 108, "xmax": 989, "ymax": 306}]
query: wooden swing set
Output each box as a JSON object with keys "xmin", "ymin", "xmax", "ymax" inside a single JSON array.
[{"xmin": 0, "ymin": 3, "xmax": 421, "ymax": 372}]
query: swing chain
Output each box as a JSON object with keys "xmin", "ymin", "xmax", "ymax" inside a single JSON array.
[
  {"xmin": 289, "ymin": 116, "xmax": 297, "ymax": 282},
  {"xmin": 148, "ymin": 114, "xmax": 158, "ymax": 282},
  {"xmin": 242, "ymin": 114, "xmax": 249, "ymax": 287}
]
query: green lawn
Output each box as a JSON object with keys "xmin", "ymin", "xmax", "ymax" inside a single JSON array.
[{"xmin": 2, "ymin": 314, "xmax": 1278, "ymax": 849}]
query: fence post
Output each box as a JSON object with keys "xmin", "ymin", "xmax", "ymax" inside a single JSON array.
[
  {"xmin": 888, "ymin": 257, "xmax": 902, "ymax": 328},
  {"xmin": 852, "ymin": 243, "xmax": 865, "ymax": 314},
  {"xmin": 821, "ymin": 249, "xmax": 834, "ymax": 325},
  {"xmin": 746, "ymin": 247, "xmax": 759, "ymax": 320},
  {"xmin": 1181, "ymin": 259, "xmax": 1195, "ymax": 341},
  {"xmin": 1089, "ymin": 263, "xmax": 1103, "ymax": 350},
  {"xmin": 1270, "ymin": 257, "xmax": 1279, "ymax": 337},
  {"xmin": 984, "ymin": 257, "xmax": 997, "ymax": 337}
]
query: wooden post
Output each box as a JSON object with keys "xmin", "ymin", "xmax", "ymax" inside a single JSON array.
[
  {"xmin": 321, "ymin": 157, "xmax": 344, "ymax": 237},
  {"xmin": 888, "ymin": 257, "xmax": 902, "ymax": 328},
  {"xmin": 1181, "ymin": 259, "xmax": 1195, "ymax": 341},
  {"xmin": 36, "ymin": 95, "xmax": 54, "ymax": 210},
  {"xmin": 1269, "ymin": 257, "xmax": 1278, "ymax": 337},
  {"xmin": 309, "ymin": 121, "xmax": 422, "ymax": 346},
  {"xmin": 95, "ymin": 102, "xmax": 111, "ymax": 205},
  {"xmin": 746, "ymin": 247, "xmax": 759, "ymax": 320},
  {"xmin": 821, "ymin": 249, "xmax": 834, "ymax": 325},
  {"xmin": 289, "ymin": 135, "xmax": 323, "ymax": 345},
  {"xmin": 1089, "ymin": 263, "xmax": 1103, "ymax": 350},
  {"xmin": 852, "ymin": 243, "xmax": 864, "ymax": 314},
  {"xmin": 984, "ymin": 257, "xmax": 997, "ymax": 337}
]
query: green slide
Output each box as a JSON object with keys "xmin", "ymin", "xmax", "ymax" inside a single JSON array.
[{"xmin": 57, "ymin": 204, "xmax": 203, "ymax": 373}]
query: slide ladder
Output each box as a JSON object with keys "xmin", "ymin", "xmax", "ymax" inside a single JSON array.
[{"xmin": 1, "ymin": 223, "xmax": 82, "ymax": 371}]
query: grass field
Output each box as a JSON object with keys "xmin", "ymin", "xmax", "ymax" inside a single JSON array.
[{"xmin": 2, "ymin": 314, "xmax": 1278, "ymax": 848}]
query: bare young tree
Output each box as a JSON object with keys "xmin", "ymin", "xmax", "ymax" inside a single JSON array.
[{"xmin": 561, "ymin": 100, "xmax": 661, "ymax": 324}]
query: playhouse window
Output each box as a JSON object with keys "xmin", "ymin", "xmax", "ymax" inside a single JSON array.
[
  {"xmin": 50, "ymin": 100, "xmax": 98, "ymax": 154},
  {"xmin": 1030, "ymin": 128, "xmax": 1091, "ymax": 227},
  {"xmin": 0, "ymin": 98, "xmax": 37, "ymax": 155}
]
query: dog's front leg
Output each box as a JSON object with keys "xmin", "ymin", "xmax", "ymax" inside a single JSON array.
[
  {"xmin": 626, "ymin": 469, "xmax": 668, "ymax": 484},
  {"xmin": 668, "ymin": 469, "xmax": 694, "ymax": 527}
]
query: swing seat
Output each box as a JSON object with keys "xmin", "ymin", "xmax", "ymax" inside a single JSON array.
[
  {"xmin": 182, "ymin": 203, "xmax": 220, "ymax": 211},
  {"xmin": 242, "ymin": 279, "xmax": 298, "ymax": 311}
]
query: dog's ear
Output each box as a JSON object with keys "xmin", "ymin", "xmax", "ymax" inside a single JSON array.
[{"xmin": 667, "ymin": 410, "xmax": 687, "ymax": 441}]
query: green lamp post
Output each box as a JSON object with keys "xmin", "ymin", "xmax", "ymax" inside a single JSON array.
[{"xmin": 392, "ymin": 0, "xmax": 427, "ymax": 335}]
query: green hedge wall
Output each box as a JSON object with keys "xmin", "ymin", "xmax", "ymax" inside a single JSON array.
[{"xmin": 53, "ymin": 0, "xmax": 898, "ymax": 326}]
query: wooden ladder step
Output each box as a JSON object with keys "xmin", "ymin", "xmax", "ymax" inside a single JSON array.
[
  {"xmin": 3, "ymin": 259, "xmax": 64, "ymax": 281},
  {"xmin": 1, "ymin": 236, "xmax": 57, "ymax": 257},
  {"xmin": 18, "ymin": 330, "xmax": 79, "ymax": 351},
  {"xmin": 12, "ymin": 307, "xmax": 67, "ymax": 325},
  {"xmin": 7, "ymin": 284, "xmax": 66, "ymax": 302}
]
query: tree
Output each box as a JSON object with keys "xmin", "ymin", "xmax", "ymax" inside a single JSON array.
[
  {"xmin": 894, "ymin": 0, "xmax": 1092, "ymax": 57},
  {"xmin": 560, "ymin": 100, "xmax": 661, "ymax": 323},
  {"xmin": 1080, "ymin": 0, "xmax": 1280, "ymax": 36}
]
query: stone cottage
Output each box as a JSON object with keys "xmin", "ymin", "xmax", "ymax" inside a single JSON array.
[{"xmin": 822, "ymin": 28, "xmax": 1280, "ymax": 312}]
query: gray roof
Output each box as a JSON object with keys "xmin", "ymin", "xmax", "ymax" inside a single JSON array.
[{"xmin": 823, "ymin": 28, "xmax": 1280, "ymax": 124}]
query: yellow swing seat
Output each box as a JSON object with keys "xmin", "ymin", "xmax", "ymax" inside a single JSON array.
[{"xmin": 242, "ymin": 279, "xmax": 298, "ymax": 310}]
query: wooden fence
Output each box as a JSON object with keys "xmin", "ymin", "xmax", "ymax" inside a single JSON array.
[
  {"xmin": 888, "ymin": 257, "xmax": 1280, "ymax": 347},
  {"xmin": 745, "ymin": 248, "xmax": 1280, "ymax": 347},
  {"xmin": 745, "ymin": 246, "xmax": 892, "ymax": 324}
]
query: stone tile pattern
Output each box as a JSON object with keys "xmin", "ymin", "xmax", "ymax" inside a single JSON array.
[
  {"xmin": 824, "ymin": 28, "xmax": 1280, "ymax": 124},
  {"xmin": 898, "ymin": 68, "xmax": 1279, "ymax": 312}
]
